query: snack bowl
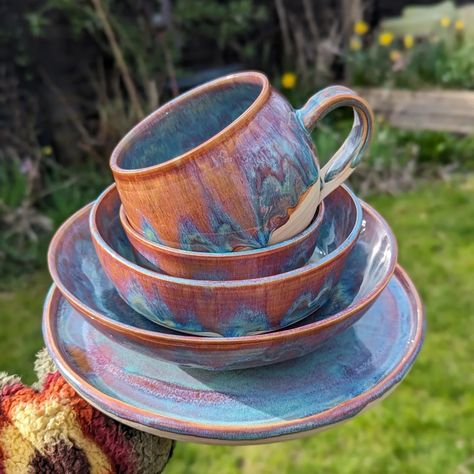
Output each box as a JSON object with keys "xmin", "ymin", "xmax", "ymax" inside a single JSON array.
[
  {"xmin": 86, "ymin": 184, "xmax": 361, "ymax": 336},
  {"xmin": 47, "ymin": 196, "xmax": 396, "ymax": 370},
  {"xmin": 119, "ymin": 197, "xmax": 325, "ymax": 280}
]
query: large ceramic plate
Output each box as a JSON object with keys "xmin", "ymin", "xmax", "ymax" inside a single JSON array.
[{"xmin": 43, "ymin": 266, "xmax": 424, "ymax": 445}]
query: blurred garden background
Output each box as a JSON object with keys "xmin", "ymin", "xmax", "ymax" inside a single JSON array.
[{"xmin": 1, "ymin": 0, "xmax": 473, "ymax": 472}]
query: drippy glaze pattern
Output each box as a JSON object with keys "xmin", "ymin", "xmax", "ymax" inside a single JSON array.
[
  {"xmin": 120, "ymin": 199, "xmax": 325, "ymax": 280},
  {"xmin": 43, "ymin": 266, "xmax": 424, "ymax": 444},
  {"xmin": 111, "ymin": 72, "xmax": 372, "ymax": 251},
  {"xmin": 47, "ymin": 192, "xmax": 396, "ymax": 370},
  {"xmin": 87, "ymin": 185, "xmax": 361, "ymax": 337}
]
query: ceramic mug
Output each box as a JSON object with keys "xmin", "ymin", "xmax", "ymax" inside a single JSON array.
[{"xmin": 110, "ymin": 71, "xmax": 373, "ymax": 252}]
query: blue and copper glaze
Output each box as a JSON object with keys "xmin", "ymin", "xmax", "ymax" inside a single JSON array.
[
  {"xmin": 47, "ymin": 194, "xmax": 396, "ymax": 370},
  {"xmin": 86, "ymin": 184, "xmax": 361, "ymax": 337},
  {"xmin": 43, "ymin": 266, "xmax": 424, "ymax": 444},
  {"xmin": 111, "ymin": 72, "xmax": 373, "ymax": 251},
  {"xmin": 297, "ymin": 85, "xmax": 373, "ymax": 199},
  {"xmin": 120, "ymin": 197, "xmax": 325, "ymax": 280}
]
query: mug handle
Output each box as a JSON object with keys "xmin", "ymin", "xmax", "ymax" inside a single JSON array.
[{"xmin": 296, "ymin": 85, "xmax": 374, "ymax": 201}]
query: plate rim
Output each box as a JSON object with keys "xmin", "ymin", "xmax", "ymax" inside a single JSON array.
[
  {"xmin": 69, "ymin": 381, "xmax": 403, "ymax": 445},
  {"xmin": 43, "ymin": 265, "xmax": 425, "ymax": 442}
]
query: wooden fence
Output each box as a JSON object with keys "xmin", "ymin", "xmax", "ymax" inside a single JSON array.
[{"xmin": 357, "ymin": 88, "xmax": 474, "ymax": 134}]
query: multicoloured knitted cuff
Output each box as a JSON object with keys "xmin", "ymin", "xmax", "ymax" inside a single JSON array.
[{"xmin": 0, "ymin": 349, "xmax": 174, "ymax": 473}]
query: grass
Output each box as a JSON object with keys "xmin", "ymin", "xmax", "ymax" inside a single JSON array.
[
  {"xmin": 0, "ymin": 177, "xmax": 473, "ymax": 473},
  {"xmin": 0, "ymin": 271, "xmax": 50, "ymax": 384}
]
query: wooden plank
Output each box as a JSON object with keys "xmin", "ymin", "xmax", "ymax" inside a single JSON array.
[
  {"xmin": 356, "ymin": 87, "xmax": 474, "ymax": 134},
  {"xmin": 377, "ymin": 112, "xmax": 474, "ymax": 134}
]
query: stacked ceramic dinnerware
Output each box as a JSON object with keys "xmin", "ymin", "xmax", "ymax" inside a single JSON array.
[{"xmin": 44, "ymin": 71, "xmax": 424, "ymax": 444}]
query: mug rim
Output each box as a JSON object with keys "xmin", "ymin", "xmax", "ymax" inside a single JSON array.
[{"xmin": 110, "ymin": 71, "xmax": 270, "ymax": 177}]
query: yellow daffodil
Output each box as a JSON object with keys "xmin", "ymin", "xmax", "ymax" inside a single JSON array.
[
  {"xmin": 378, "ymin": 32, "xmax": 394, "ymax": 47},
  {"xmin": 281, "ymin": 72, "xmax": 297, "ymax": 90},
  {"xmin": 42, "ymin": 146, "xmax": 53, "ymax": 156},
  {"xmin": 403, "ymin": 34, "xmax": 414, "ymax": 49},
  {"xmin": 440, "ymin": 17, "xmax": 451, "ymax": 28},
  {"xmin": 389, "ymin": 50, "xmax": 402, "ymax": 62},
  {"xmin": 455, "ymin": 19, "xmax": 465, "ymax": 31},
  {"xmin": 354, "ymin": 21, "xmax": 369, "ymax": 36},
  {"xmin": 350, "ymin": 37, "xmax": 362, "ymax": 51}
]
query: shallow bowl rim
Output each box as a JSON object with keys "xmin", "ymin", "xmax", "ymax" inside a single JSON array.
[{"xmin": 87, "ymin": 183, "xmax": 363, "ymax": 289}]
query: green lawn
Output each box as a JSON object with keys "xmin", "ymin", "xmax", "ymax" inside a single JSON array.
[{"xmin": 1, "ymin": 178, "xmax": 473, "ymax": 473}]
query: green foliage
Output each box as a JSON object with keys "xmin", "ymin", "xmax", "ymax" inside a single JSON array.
[
  {"xmin": 0, "ymin": 156, "xmax": 29, "ymax": 209},
  {"xmin": 39, "ymin": 163, "xmax": 111, "ymax": 228},
  {"xmin": 174, "ymin": 0, "xmax": 268, "ymax": 61},
  {"xmin": 0, "ymin": 157, "xmax": 50, "ymax": 277},
  {"xmin": 2, "ymin": 179, "xmax": 473, "ymax": 469},
  {"xmin": 18, "ymin": 0, "xmax": 271, "ymax": 190},
  {"xmin": 347, "ymin": 23, "xmax": 474, "ymax": 89},
  {"xmin": 312, "ymin": 116, "xmax": 474, "ymax": 175},
  {"xmin": 0, "ymin": 272, "xmax": 49, "ymax": 384},
  {"xmin": 0, "ymin": 158, "xmax": 110, "ymax": 284},
  {"xmin": 27, "ymin": 0, "xmax": 269, "ymax": 106},
  {"xmin": 25, "ymin": 12, "xmax": 51, "ymax": 37},
  {"xmin": 437, "ymin": 41, "xmax": 474, "ymax": 88},
  {"xmin": 28, "ymin": 0, "xmax": 166, "ymax": 94},
  {"xmin": 26, "ymin": 0, "xmax": 98, "ymax": 38},
  {"xmin": 394, "ymin": 129, "xmax": 474, "ymax": 167},
  {"xmin": 348, "ymin": 43, "xmax": 394, "ymax": 88}
]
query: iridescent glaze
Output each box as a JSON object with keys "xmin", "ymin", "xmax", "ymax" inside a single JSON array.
[
  {"xmin": 86, "ymin": 185, "xmax": 361, "ymax": 336},
  {"xmin": 47, "ymin": 195, "xmax": 395, "ymax": 370},
  {"xmin": 111, "ymin": 72, "xmax": 373, "ymax": 251},
  {"xmin": 43, "ymin": 266, "xmax": 424, "ymax": 444},
  {"xmin": 120, "ymin": 198, "xmax": 325, "ymax": 280}
]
